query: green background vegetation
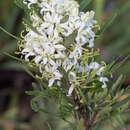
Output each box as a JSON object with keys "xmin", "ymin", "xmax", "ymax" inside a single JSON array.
[{"xmin": 0, "ymin": 0, "xmax": 130, "ymax": 130}]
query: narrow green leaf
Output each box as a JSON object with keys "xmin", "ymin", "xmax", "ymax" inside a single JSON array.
[
  {"xmin": 64, "ymin": 31, "xmax": 77, "ymax": 48},
  {"xmin": 3, "ymin": 52, "xmax": 29, "ymax": 64},
  {"xmin": 111, "ymin": 75, "xmax": 125, "ymax": 97},
  {"xmin": 79, "ymin": 0, "xmax": 92, "ymax": 11},
  {"xmin": 77, "ymin": 119, "xmax": 85, "ymax": 130},
  {"xmin": 0, "ymin": 26, "xmax": 22, "ymax": 41},
  {"xmin": 110, "ymin": 55, "xmax": 130, "ymax": 73},
  {"xmin": 46, "ymin": 122, "xmax": 52, "ymax": 130},
  {"xmin": 32, "ymin": 82, "xmax": 38, "ymax": 89},
  {"xmin": 60, "ymin": 15, "xmax": 69, "ymax": 24},
  {"xmin": 102, "ymin": 60, "xmax": 115, "ymax": 77},
  {"xmin": 96, "ymin": 12, "xmax": 117, "ymax": 36},
  {"xmin": 25, "ymin": 90, "xmax": 41, "ymax": 95},
  {"xmin": 39, "ymin": 80, "xmax": 48, "ymax": 88},
  {"xmin": 112, "ymin": 96, "xmax": 130, "ymax": 110},
  {"xmin": 24, "ymin": 66, "xmax": 36, "ymax": 79},
  {"xmin": 124, "ymin": 86, "xmax": 130, "ymax": 94},
  {"xmin": 39, "ymin": 108, "xmax": 58, "ymax": 116}
]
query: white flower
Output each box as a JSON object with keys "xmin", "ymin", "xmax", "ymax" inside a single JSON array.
[
  {"xmin": 96, "ymin": 67, "xmax": 104, "ymax": 75},
  {"xmin": 28, "ymin": 0, "xmax": 37, "ymax": 3},
  {"xmin": 67, "ymin": 85, "xmax": 74, "ymax": 96},
  {"xmin": 89, "ymin": 62, "xmax": 100, "ymax": 70},
  {"xmin": 57, "ymin": 81, "xmax": 61, "ymax": 86},
  {"xmin": 68, "ymin": 71, "xmax": 76, "ymax": 81},
  {"xmin": 99, "ymin": 77, "xmax": 109, "ymax": 88},
  {"xmin": 34, "ymin": 56, "xmax": 42, "ymax": 64},
  {"xmin": 69, "ymin": 44, "xmax": 82, "ymax": 59},
  {"xmin": 88, "ymin": 39, "xmax": 94, "ymax": 48},
  {"xmin": 48, "ymin": 78, "xmax": 55, "ymax": 87},
  {"xmin": 21, "ymin": 0, "xmax": 101, "ymax": 88},
  {"xmin": 48, "ymin": 71, "xmax": 62, "ymax": 87},
  {"xmin": 54, "ymin": 44, "xmax": 66, "ymax": 51},
  {"xmin": 76, "ymin": 63, "xmax": 82, "ymax": 73}
]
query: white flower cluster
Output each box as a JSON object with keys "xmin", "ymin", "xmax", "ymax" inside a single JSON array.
[{"xmin": 21, "ymin": 0, "xmax": 109, "ymax": 95}]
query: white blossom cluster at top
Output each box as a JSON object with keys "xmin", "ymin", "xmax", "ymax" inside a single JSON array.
[{"xmin": 21, "ymin": 0, "xmax": 109, "ymax": 96}]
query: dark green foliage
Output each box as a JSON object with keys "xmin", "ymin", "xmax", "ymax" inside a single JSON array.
[
  {"xmin": 79, "ymin": 0, "xmax": 92, "ymax": 11},
  {"xmin": 112, "ymin": 96, "xmax": 130, "ymax": 110},
  {"xmin": 14, "ymin": 0, "xmax": 30, "ymax": 14},
  {"xmin": 24, "ymin": 58, "xmax": 130, "ymax": 129}
]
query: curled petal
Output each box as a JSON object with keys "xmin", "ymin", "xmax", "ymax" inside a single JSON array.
[
  {"xmin": 48, "ymin": 78, "xmax": 55, "ymax": 87},
  {"xmin": 67, "ymin": 85, "xmax": 74, "ymax": 96}
]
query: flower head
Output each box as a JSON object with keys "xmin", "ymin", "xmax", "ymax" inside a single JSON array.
[{"xmin": 19, "ymin": 0, "xmax": 109, "ymax": 95}]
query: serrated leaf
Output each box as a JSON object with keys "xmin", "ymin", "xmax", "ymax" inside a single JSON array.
[
  {"xmin": 79, "ymin": 0, "xmax": 92, "ymax": 11},
  {"xmin": 96, "ymin": 12, "xmax": 117, "ymax": 36},
  {"xmin": 112, "ymin": 96, "xmax": 130, "ymax": 110}
]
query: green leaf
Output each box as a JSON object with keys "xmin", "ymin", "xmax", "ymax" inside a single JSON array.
[
  {"xmin": 111, "ymin": 75, "xmax": 125, "ymax": 97},
  {"xmin": 24, "ymin": 66, "xmax": 36, "ymax": 79},
  {"xmin": 15, "ymin": 0, "xmax": 26, "ymax": 9},
  {"xmin": 3, "ymin": 52, "xmax": 27, "ymax": 63},
  {"xmin": 64, "ymin": 31, "xmax": 77, "ymax": 48},
  {"xmin": 110, "ymin": 55, "xmax": 130, "ymax": 73},
  {"xmin": 112, "ymin": 96, "xmax": 130, "ymax": 110},
  {"xmin": 77, "ymin": 119, "xmax": 85, "ymax": 130},
  {"xmin": 96, "ymin": 12, "xmax": 117, "ymax": 36},
  {"xmin": 39, "ymin": 108, "xmax": 58, "ymax": 116},
  {"xmin": 32, "ymin": 82, "xmax": 44, "ymax": 91},
  {"xmin": 31, "ymin": 97, "xmax": 40, "ymax": 112},
  {"xmin": 25, "ymin": 90, "xmax": 41, "ymax": 95},
  {"xmin": 60, "ymin": 15, "xmax": 69, "ymax": 24},
  {"xmin": 102, "ymin": 60, "xmax": 115, "ymax": 77},
  {"xmin": 32, "ymin": 82, "xmax": 38, "ymax": 89},
  {"xmin": 79, "ymin": 0, "xmax": 92, "ymax": 11},
  {"xmin": 0, "ymin": 26, "xmax": 22, "ymax": 41},
  {"xmin": 14, "ymin": 0, "xmax": 30, "ymax": 14}
]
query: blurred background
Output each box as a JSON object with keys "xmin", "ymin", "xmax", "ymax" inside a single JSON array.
[{"xmin": 0, "ymin": 0, "xmax": 130, "ymax": 130}]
